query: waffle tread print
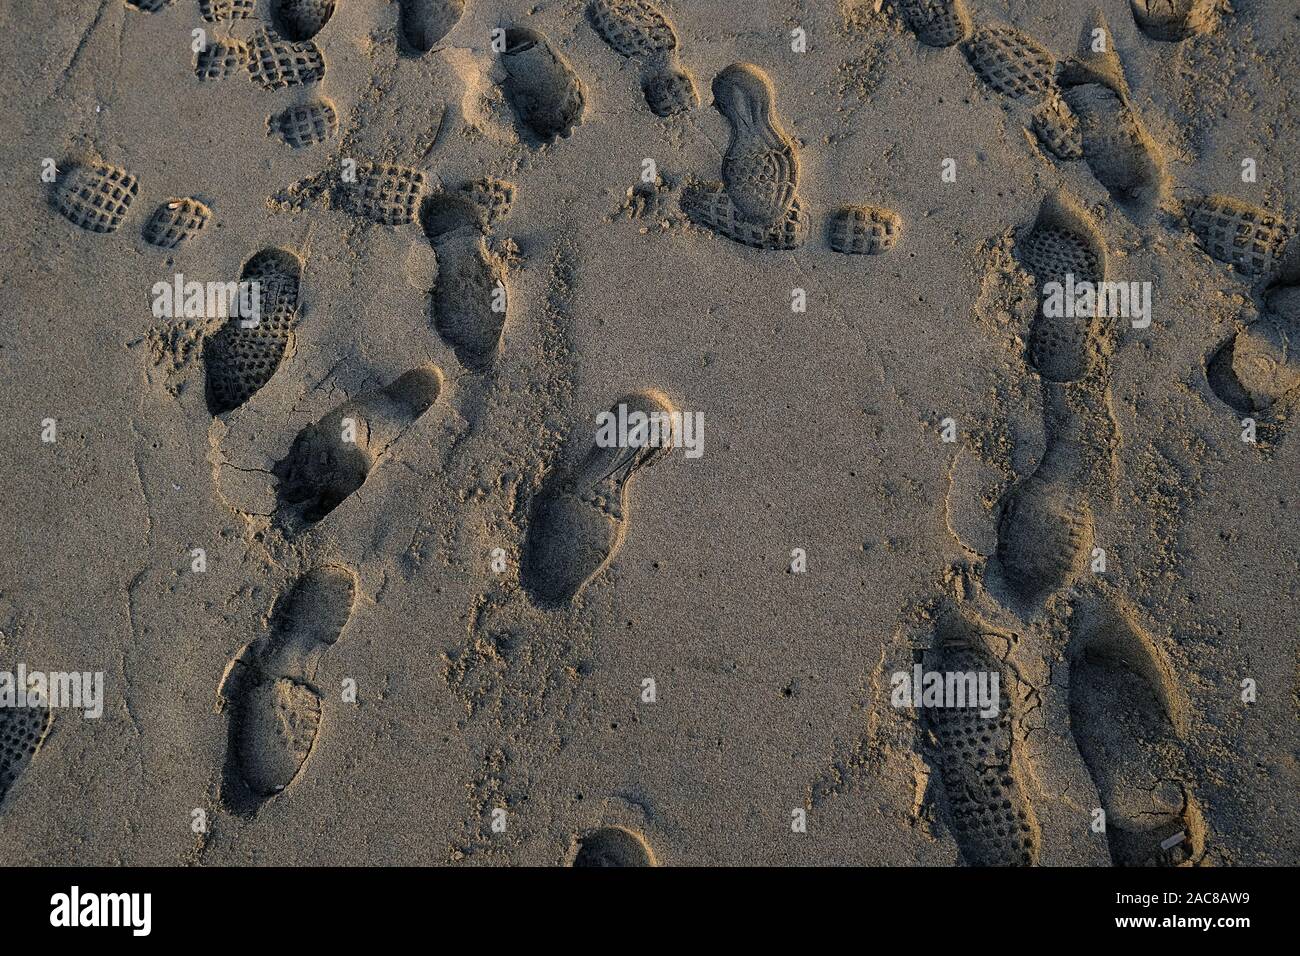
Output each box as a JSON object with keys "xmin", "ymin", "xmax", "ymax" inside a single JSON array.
[{"xmin": 55, "ymin": 161, "xmax": 139, "ymax": 234}]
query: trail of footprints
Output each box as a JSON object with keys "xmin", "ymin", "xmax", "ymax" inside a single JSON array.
[{"xmin": 48, "ymin": 1, "xmax": 1287, "ymax": 864}]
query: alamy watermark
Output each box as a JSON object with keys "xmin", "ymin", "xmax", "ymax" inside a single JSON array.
[
  {"xmin": 1042, "ymin": 273, "xmax": 1153, "ymax": 330},
  {"xmin": 891, "ymin": 663, "xmax": 1000, "ymax": 718},
  {"xmin": 151, "ymin": 274, "xmax": 261, "ymax": 327},
  {"xmin": 0, "ymin": 664, "xmax": 104, "ymax": 718},
  {"xmin": 595, "ymin": 402, "xmax": 704, "ymax": 459}
]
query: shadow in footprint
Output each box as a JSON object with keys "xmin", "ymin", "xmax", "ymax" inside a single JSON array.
[
  {"xmin": 218, "ymin": 567, "xmax": 357, "ymax": 817},
  {"xmin": 0, "ymin": 704, "xmax": 52, "ymax": 815},
  {"xmin": 920, "ymin": 606, "xmax": 1039, "ymax": 866},
  {"xmin": 273, "ymin": 366, "xmax": 443, "ymax": 531},
  {"xmin": 521, "ymin": 391, "xmax": 674, "ymax": 608},
  {"xmin": 572, "ymin": 826, "xmax": 656, "ymax": 866},
  {"xmin": 500, "ymin": 28, "xmax": 585, "ymax": 143},
  {"xmin": 1067, "ymin": 595, "xmax": 1204, "ymax": 866},
  {"xmin": 398, "ymin": 0, "xmax": 464, "ymax": 54}
]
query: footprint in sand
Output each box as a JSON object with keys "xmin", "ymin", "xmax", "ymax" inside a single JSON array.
[
  {"xmin": 0, "ymin": 704, "xmax": 52, "ymax": 815},
  {"xmin": 274, "ymin": 365, "xmax": 443, "ymax": 530},
  {"xmin": 268, "ymin": 98, "xmax": 340, "ymax": 149},
  {"xmin": 246, "ymin": 27, "xmax": 326, "ymax": 90},
  {"xmin": 342, "ymin": 162, "xmax": 428, "ymax": 226},
  {"xmin": 962, "ymin": 24, "xmax": 1057, "ymax": 101},
  {"xmin": 398, "ymin": 0, "xmax": 465, "ymax": 54},
  {"xmin": 995, "ymin": 194, "xmax": 1115, "ymax": 605},
  {"xmin": 142, "ymin": 198, "xmax": 212, "ymax": 249},
  {"xmin": 499, "ymin": 28, "xmax": 585, "ymax": 143},
  {"xmin": 586, "ymin": 0, "xmax": 698, "ymax": 117},
  {"xmin": 828, "ymin": 204, "xmax": 902, "ymax": 255},
  {"xmin": 420, "ymin": 179, "xmax": 516, "ymax": 371},
  {"xmin": 893, "ymin": 0, "xmax": 971, "ymax": 48},
  {"xmin": 681, "ymin": 63, "xmax": 807, "ymax": 250},
  {"xmin": 274, "ymin": 0, "xmax": 336, "ymax": 43},
  {"xmin": 920, "ymin": 606, "xmax": 1039, "ymax": 866},
  {"xmin": 1067, "ymin": 594, "xmax": 1204, "ymax": 865},
  {"xmin": 1058, "ymin": 12, "xmax": 1167, "ymax": 214},
  {"xmin": 1129, "ymin": 0, "xmax": 1218, "ymax": 42},
  {"xmin": 199, "ymin": 0, "xmax": 254, "ymax": 20},
  {"xmin": 53, "ymin": 160, "xmax": 139, "ymax": 235},
  {"xmin": 218, "ymin": 567, "xmax": 357, "ymax": 816},
  {"xmin": 572, "ymin": 826, "xmax": 657, "ymax": 866},
  {"xmin": 204, "ymin": 247, "xmax": 303, "ymax": 415},
  {"xmin": 521, "ymin": 391, "xmax": 674, "ymax": 608},
  {"xmin": 1184, "ymin": 193, "xmax": 1293, "ymax": 279},
  {"xmin": 195, "ymin": 37, "xmax": 249, "ymax": 80}
]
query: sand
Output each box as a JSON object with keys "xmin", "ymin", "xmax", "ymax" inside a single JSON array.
[{"xmin": 0, "ymin": 0, "xmax": 1296, "ymax": 866}]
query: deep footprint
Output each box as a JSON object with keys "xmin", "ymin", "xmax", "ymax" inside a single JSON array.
[
  {"xmin": 274, "ymin": 366, "xmax": 443, "ymax": 528},
  {"xmin": 0, "ymin": 704, "xmax": 52, "ymax": 813},
  {"xmin": 421, "ymin": 186, "xmax": 513, "ymax": 371},
  {"xmin": 921, "ymin": 608, "xmax": 1039, "ymax": 866},
  {"xmin": 275, "ymin": 0, "xmax": 335, "ymax": 41},
  {"xmin": 218, "ymin": 567, "xmax": 357, "ymax": 816},
  {"xmin": 521, "ymin": 391, "xmax": 674, "ymax": 608},
  {"xmin": 398, "ymin": 0, "xmax": 464, "ymax": 53},
  {"xmin": 573, "ymin": 826, "xmax": 656, "ymax": 866},
  {"xmin": 204, "ymin": 248, "xmax": 303, "ymax": 415},
  {"xmin": 500, "ymin": 28, "xmax": 585, "ymax": 142},
  {"xmin": 1068, "ymin": 597, "xmax": 1203, "ymax": 865}
]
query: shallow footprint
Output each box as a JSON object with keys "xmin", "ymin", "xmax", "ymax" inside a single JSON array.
[
  {"xmin": 398, "ymin": 0, "xmax": 464, "ymax": 53},
  {"xmin": 573, "ymin": 826, "xmax": 656, "ymax": 866},
  {"xmin": 218, "ymin": 566, "xmax": 357, "ymax": 816},
  {"xmin": 274, "ymin": 365, "xmax": 443, "ymax": 529},
  {"xmin": 1068, "ymin": 596, "xmax": 1204, "ymax": 865},
  {"xmin": 1129, "ymin": 0, "xmax": 1218, "ymax": 41},
  {"xmin": 894, "ymin": 0, "xmax": 971, "ymax": 48},
  {"xmin": 204, "ymin": 247, "xmax": 303, "ymax": 415},
  {"xmin": 500, "ymin": 28, "xmax": 584, "ymax": 142},
  {"xmin": 1185, "ymin": 194, "xmax": 1293, "ymax": 278},
  {"xmin": 0, "ymin": 704, "xmax": 52, "ymax": 814},
  {"xmin": 53, "ymin": 160, "xmax": 138, "ymax": 234},
  {"xmin": 521, "ymin": 391, "xmax": 674, "ymax": 608},
  {"xmin": 921, "ymin": 607, "xmax": 1039, "ymax": 866},
  {"xmin": 996, "ymin": 474, "xmax": 1094, "ymax": 604}
]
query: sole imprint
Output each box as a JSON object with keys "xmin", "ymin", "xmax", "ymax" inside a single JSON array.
[
  {"xmin": 573, "ymin": 827, "xmax": 656, "ymax": 866},
  {"xmin": 962, "ymin": 25, "xmax": 1056, "ymax": 100},
  {"xmin": 996, "ymin": 475, "xmax": 1094, "ymax": 604},
  {"xmin": 0, "ymin": 704, "xmax": 52, "ymax": 814},
  {"xmin": 204, "ymin": 248, "xmax": 302, "ymax": 415},
  {"xmin": 894, "ymin": 0, "xmax": 971, "ymax": 48},
  {"xmin": 587, "ymin": 0, "xmax": 677, "ymax": 57},
  {"xmin": 1185, "ymin": 194, "xmax": 1293, "ymax": 277},
  {"xmin": 713, "ymin": 63, "xmax": 799, "ymax": 225},
  {"xmin": 218, "ymin": 567, "xmax": 356, "ymax": 816},
  {"xmin": 143, "ymin": 198, "xmax": 211, "ymax": 249},
  {"xmin": 1129, "ymin": 0, "xmax": 1218, "ymax": 41},
  {"xmin": 275, "ymin": 0, "xmax": 336, "ymax": 42},
  {"xmin": 195, "ymin": 37, "xmax": 249, "ymax": 79},
  {"xmin": 343, "ymin": 162, "xmax": 427, "ymax": 225},
  {"xmin": 828, "ymin": 204, "xmax": 901, "ymax": 255},
  {"xmin": 268, "ymin": 98, "xmax": 339, "ymax": 148},
  {"xmin": 274, "ymin": 366, "xmax": 443, "ymax": 528},
  {"xmin": 500, "ymin": 28, "xmax": 585, "ymax": 142},
  {"xmin": 247, "ymin": 28, "xmax": 325, "ymax": 89},
  {"xmin": 1060, "ymin": 82, "xmax": 1162, "ymax": 210},
  {"xmin": 521, "ymin": 391, "xmax": 674, "ymax": 608},
  {"xmin": 1015, "ymin": 194, "xmax": 1108, "ymax": 383},
  {"xmin": 1068, "ymin": 596, "xmax": 1204, "ymax": 865},
  {"xmin": 199, "ymin": 0, "xmax": 254, "ymax": 20},
  {"xmin": 921, "ymin": 608, "xmax": 1039, "ymax": 866},
  {"xmin": 54, "ymin": 161, "xmax": 139, "ymax": 234},
  {"xmin": 398, "ymin": 0, "xmax": 464, "ymax": 53}
]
